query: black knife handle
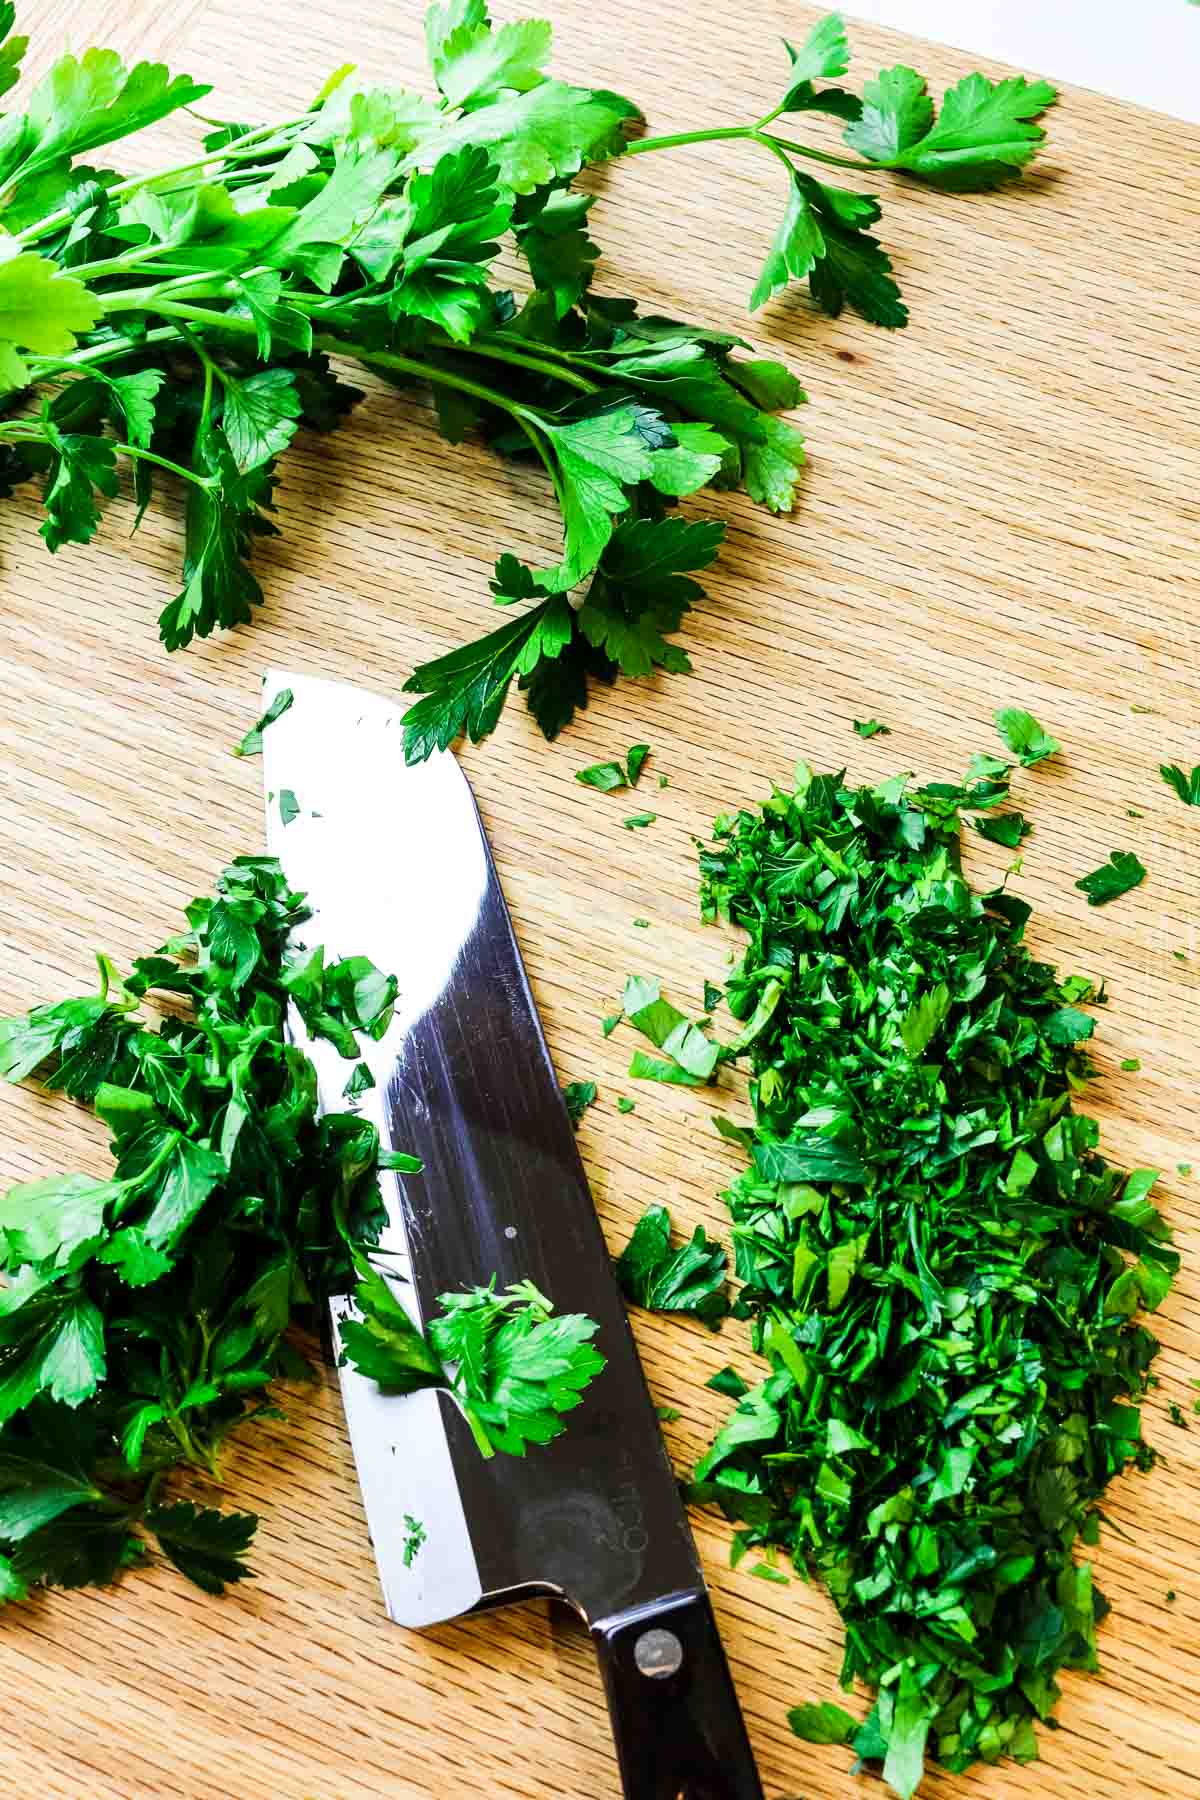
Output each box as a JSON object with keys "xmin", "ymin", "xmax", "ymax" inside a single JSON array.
[{"xmin": 591, "ymin": 1589, "xmax": 763, "ymax": 1800}]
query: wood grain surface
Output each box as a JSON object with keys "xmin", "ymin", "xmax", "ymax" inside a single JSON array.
[{"xmin": 1, "ymin": 3, "xmax": 1199, "ymax": 1796}]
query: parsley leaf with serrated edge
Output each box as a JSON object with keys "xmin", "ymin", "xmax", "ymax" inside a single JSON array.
[{"xmin": 0, "ymin": 9, "xmax": 1048, "ymax": 761}]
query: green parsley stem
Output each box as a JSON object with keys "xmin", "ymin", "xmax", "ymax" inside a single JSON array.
[
  {"xmin": 0, "ymin": 420, "xmax": 210, "ymax": 488},
  {"xmin": 85, "ymin": 302, "xmax": 573, "ymax": 475},
  {"xmin": 758, "ymin": 132, "xmax": 869, "ymax": 173},
  {"xmin": 59, "ymin": 239, "xmax": 188, "ymax": 283},
  {"xmin": 512, "ymin": 415, "xmax": 566, "ymax": 510},
  {"xmin": 455, "ymin": 338, "xmax": 601, "ymax": 396},
  {"xmin": 308, "ymin": 334, "xmax": 549, "ymax": 429},
  {"xmin": 625, "ymin": 125, "xmax": 755, "ymax": 155},
  {"xmin": 13, "ymin": 118, "xmax": 309, "ymax": 246},
  {"xmin": 117, "ymin": 441, "xmax": 219, "ymax": 488},
  {"xmin": 27, "ymin": 326, "xmax": 183, "ymax": 379},
  {"xmin": 627, "ymin": 121, "xmax": 869, "ymax": 175}
]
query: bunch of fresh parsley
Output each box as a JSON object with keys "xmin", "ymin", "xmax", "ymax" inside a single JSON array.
[
  {"xmin": 0, "ymin": 855, "xmax": 602, "ymax": 1604},
  {"xmin": 0, "ymin": 4, "xmax": 1054, "ymax": 760},
  {"xmin": 686, "ymin": 762, "xmax": 1173, "ymax": 1795}
]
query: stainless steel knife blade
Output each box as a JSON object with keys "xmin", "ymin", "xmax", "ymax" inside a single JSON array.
[
  {"xmin": 262, "ymin": 671, "xmax": 762, "ymax": 1799},
  {"xmin": 261, "ymin": 669, "xmax": 702, "ymax": 1624}
]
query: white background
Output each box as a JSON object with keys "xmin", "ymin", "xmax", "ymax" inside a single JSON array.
[{"xmin": 847, "ymin": 0, "xmax": 1200, "ymax": 122}]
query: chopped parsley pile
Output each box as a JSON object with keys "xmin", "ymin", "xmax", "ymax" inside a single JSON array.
[
  {"xmin": 675, "ymin": 762, "xmax": 1174, "ymax": 1794},
  {"xmin": 0, "ymin": 4, "xmax": 1053, "ymax": 760},
  {"xmin": 0, "ymin": 856, "xmax": 602, "ymax": 1603}
]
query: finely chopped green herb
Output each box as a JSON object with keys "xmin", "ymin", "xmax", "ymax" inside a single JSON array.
[{"xmin": 690, "ymin": 762, "xmax": 1174, "ymax": 1795}]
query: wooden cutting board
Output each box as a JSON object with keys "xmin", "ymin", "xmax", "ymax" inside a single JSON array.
[{"xmin": 2, "ymin": 3, "xmax": 1198, "ymax": 1795}]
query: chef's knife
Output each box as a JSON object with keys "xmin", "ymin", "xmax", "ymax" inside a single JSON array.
[{"xmin": 261, "ymin": 670, "xmax": 762, "ymax": 1800}]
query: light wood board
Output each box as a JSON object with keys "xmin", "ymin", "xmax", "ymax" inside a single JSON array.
[{"xmin": 2, "ymin": 2, "xmax": 1199, "ymax": 1795}]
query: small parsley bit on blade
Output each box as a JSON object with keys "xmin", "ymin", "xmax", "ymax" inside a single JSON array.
[
  {"xmin": 401, "ymin": 1515, "xmax": 426, "ymax": 1568},
  {"xmin": 234, "ymin": 687, "xmax": 293, "ymax": 756}
]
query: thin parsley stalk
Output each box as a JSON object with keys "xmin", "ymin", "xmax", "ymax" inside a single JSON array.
[
  {"xmin": 0, "ymin": 854, "xmax": 602, "ymax": 1604},
  {"xmin": 687, "ymin": 762, "xmax": 1173, "ymax": 1796},
  {"xmin": 0, "ymin": 4, "xmax": 1053, "ymax": 761}
]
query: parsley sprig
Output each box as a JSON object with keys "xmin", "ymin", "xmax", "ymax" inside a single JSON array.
[
  {"xmin": 0, "ymin": 854, "xmax": 601, "ymax": 1604},
  {"xmin": 692, "ymin": 763, "xmax": 1173, "ymax": 1794},
  {"xmin": 0, "ymin": 4, "xmax": 1052, "ymax": 759}
]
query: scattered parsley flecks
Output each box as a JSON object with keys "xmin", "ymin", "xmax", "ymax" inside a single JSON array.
[
  {"xmin": 1075, "ymin": 850, "xmax": 1147, "ymax": 906},
  {"xmin": 623, "ymin": 813, "xmax": 657, "ymax": 829},
  {"xmin": 626, "ymin": 744, "xmax": 651, "ymax": 786},
  {"xmin": 972, "ymin": 810, "xmax": 1031, "ymax": 848},
  {"xmin": 401, "ymin": 1515, "xmax": 426, "ymax": 1568},
  {"xmin": 1169, "ymin": 1401, "xmax": 1188, "ymax": 1429},
  {"xmin": 749, "ymin": 1560, "xmax": 790, "ymax": 1584},
  {"xmin": 658, "ymin": 774, "xmax": 670, "ymax": 789},
  {"xmin": 601, "ymin": 1012, "xmax": 622, "ymax": 1037},
  {"xmin": 656, "ymin": 1404, "xmax": 682, "ymax": 1423},
  {"xmin": 235, "ymin": 688, "xmax": 293, "ymax": 757},
  {"xmin": 343, "ymin": 1061, "xmax": 376, "ymax": 1100},
  {"xmin": 562, "ymin": 1079, "xmax": 598, "ymax": 1127},
  {"xmin": 576, "ymin": 761, "xmax": 627, "ymax": 792},
  {"xmin": 616, "ymin": 1096, "xmax": 635, "ymax": 1114},
  {"xmin": 1121, "ymin": 1058, "xmax": 1141, "ymax": 1072},
  {"xmin": 1178, "ymin": 1163, "xmax": 1193, "ymax": 1177},
  {"xmin": 615, "ymin": 1204, "xmax": 728, "ymax": 1324},
  {"xmin": 633, "ymin": 918, "xmax": 650, "ymax": 929},
  {"xmin": 278, "ymin": 788, "xmax": 301, "ymax": 826},
  {"xmin": 853, "ymin": 719, "xmax": 890, "ymax": 738},
  {"xmin": 688, "ymin": 762, "xmax": 1174, "ymax": 1794},
  {"xmin": 620, "ymin": 975, "xmax": 721, "ymax": 1088},
  {"xmin": 994, "ymin": 705, "xmax": 1060, "ymax": 766},
  {"xmin": 1160, "ymin": 763, "xmax": 1200, "ymax": 806},
  {"xmin": 0, "ymin": 858, "xmax": 603, "ymax": 1608}
]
